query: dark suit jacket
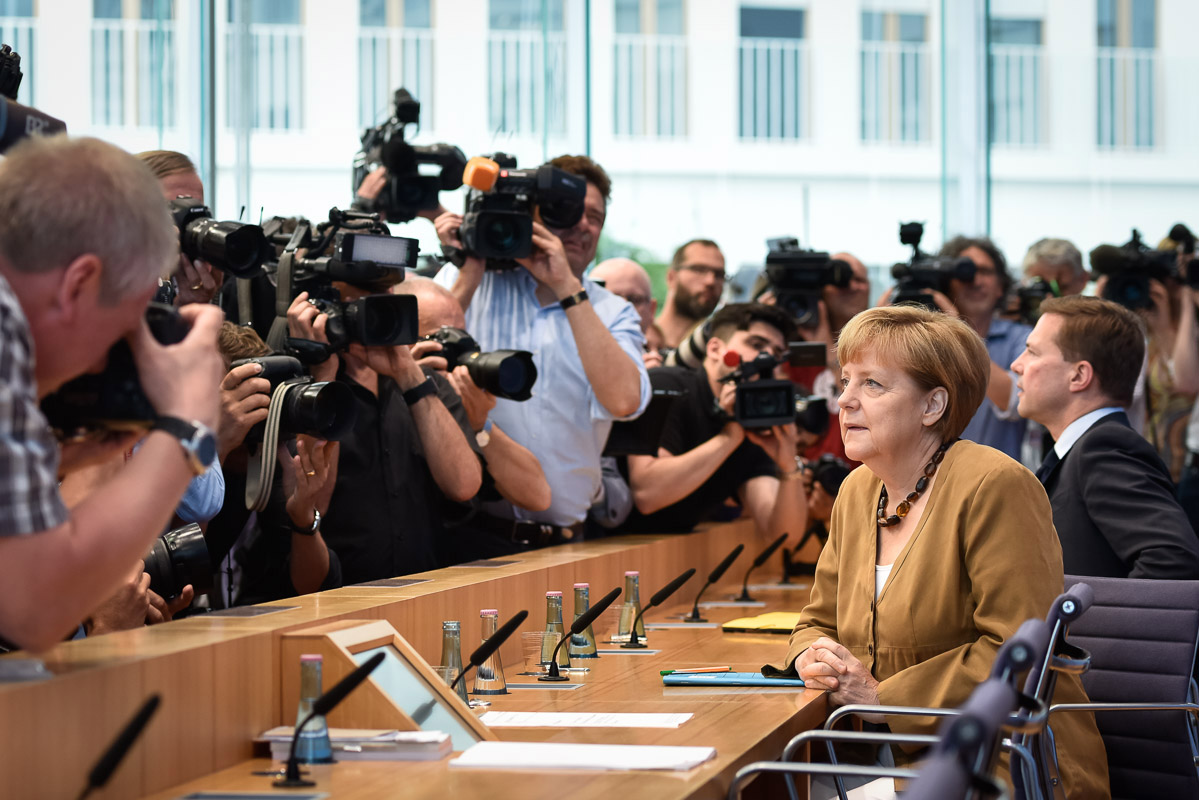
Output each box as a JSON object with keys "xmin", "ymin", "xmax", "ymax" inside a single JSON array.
[{"xmin": 1043, "ymin": 411, "xmax": 1199, "ymax": 579}]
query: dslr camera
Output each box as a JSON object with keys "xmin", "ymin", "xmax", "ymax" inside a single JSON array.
[
  {"xmin": 1013, "ymin": 276, "xmax": 1059, "ymax": 326},
  {"xmin": 352, "ymin": 88, "xmax": 467, "ymax": 223},
  {"xmin": 453, "ymin": 154, "xmax": 587, "ymax": 269},
  {"xmin": 719, "ymin": 350, "xmax": 829, "ymax": 436},
  {"xmin": 1090, "ymin": 227, "xmax": 1194, "ymax": 311},
  {"xmin": 229, "ymin": 355, "xmax": 357, "ymax": 442},
  {"xmin": 890, "ymin": 222, "xmax": 976, "ymax": 310},
  {"xmin": 41, "ymin": 303, "xmax": 189, "ymax": 439},
  {"xmin": 423, "ymin": 326, "xmax": 538, "ymax": 401},
  {"xmin": 763, "ymin": 237, "xmax": 853, "ymax": 329},
  {"xmin": 169, "ymin": 197, "xmax": 271, "ymax": 279},
  {"xmin": 145, "ymin": 523, "xmax": 213, "ymax": 601}
]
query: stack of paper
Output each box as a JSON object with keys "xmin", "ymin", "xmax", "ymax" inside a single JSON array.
[
  {"xmin": 259, "ymin": 727, "xmax": 451, "ymax": 761},
  {"xmin": 451, "ymin": 741, "xmax": 716, "ymax": 771},
  {"xmin": 479, "ymin": 711, "xmax": 692, "ymax": 728}
]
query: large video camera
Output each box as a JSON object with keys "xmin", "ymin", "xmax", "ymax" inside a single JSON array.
[
  {"xmin": 0, "ymin": 44, "xmax": 66, "ymax": 155},
  {"xmin": 1090, "ymin": 229, "xmax": 1181, "ymax": 311},
  {"xmin": 890, "ymin": 222, "xmax": 975, "ymax": 310},
  {"xmin": 423, "ymin": 326, "xmax": 538, "ymax": 401},
  {"xmin": 719, "ymin": 350, "xmax": 829, "ymax": 435},
  {"xmin": 352, "ymin": 88, "xmax": 467, "ymax": 223},
  {"xmin": 40, "ymin": 303, "xmax": 189, "ymax": 439},
  {"xmin": 168, "ymin": 197, "xmax": 271, "ymax": 279},
  {"xmin": 762, "ymin": 237, "xmax": 852, "ymax": 329},
  {"xmin": 259, "ymin": 208, "xmax": 421, "ymax": 357},
  {"xmin": 452, "ymin": 154, "xmax": 587, "ymax": 269}
]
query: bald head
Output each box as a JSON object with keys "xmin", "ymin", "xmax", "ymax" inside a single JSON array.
[
  {"xmin": 591, "ymin": 257, "xmax": 656, "ymax": 332},
  {"xmin": 392, "ymin": 275, "xmax": 466, "ymax": 334}
]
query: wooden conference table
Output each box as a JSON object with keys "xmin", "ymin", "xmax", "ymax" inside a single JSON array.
[{"xmin": 0, "ymin": 521, "xmax": 827, "ymax": 799}]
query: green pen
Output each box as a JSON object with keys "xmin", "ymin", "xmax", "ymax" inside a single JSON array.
[{"xmin": 660, "ymin": 666, "xmax": 731, "ymax": 676}]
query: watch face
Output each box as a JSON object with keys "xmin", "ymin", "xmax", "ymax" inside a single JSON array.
[{"xmin": 195, "ymin": 432, "xmax": 217, "ymax": 469}]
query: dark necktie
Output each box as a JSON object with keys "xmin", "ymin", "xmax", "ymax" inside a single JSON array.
[{"xmin": 1036, "ymin": 448, "xmax": 1061, "ymax": 484}]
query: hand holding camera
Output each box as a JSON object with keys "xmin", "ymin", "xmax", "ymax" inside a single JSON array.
[
  {"xmin": 173, "ymin": 253, "xmax": 223, "ymax": 307},
  {"xmin": 286, "ymin": 291, "xmax": 339, "ymax": 383},
  {"xmin": 129, "ymin": 303, "xmax": 225, "ymax": 430},
  {"xmin": 217, "ymin": 361, "xmax": 272, "ymax": 460},
  {"xmin": 517, "ymin": 220, "xmax": 581, "ymax": 299},
  {"xmin": 444, "ymin": 365, "xmax": 497, "ymax": 432}
]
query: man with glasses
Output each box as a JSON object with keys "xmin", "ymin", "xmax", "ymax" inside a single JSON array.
[
  {"xmin": 656, "ymin": 239, "xmax": 727, "ymax": 348},
  {"xmin": 590, "ymin": 257, "xmax": 662, "ymax": 365}
]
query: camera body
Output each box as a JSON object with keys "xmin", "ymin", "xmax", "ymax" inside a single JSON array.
[
  {"xmin": 230, "ymin": 355, "xmax": 357, "ymax": 441},
  {"xmin": 890, "ymin": 222, "xmax": 975, "ymax": 310},
  {"xmin": 1014, "ymin": 276, "xmax": 1058, "ymax": 325},
  {"xmin": 0, "ymin": 44, "xmax": 67, "ymax": 154},
  {"xmin": 424, "ymin": 326, "xmax": 538, "ymax": 401},
  {"xmin": 723, "ymin": 351, "xmax": 830, "ymax": 434},
  {"xmin": 1091, "ymin": 229, "xmax": 1183, "ymax": 311},
  {"xmin": 352, "ymin": 88, "xmax": 466, "ymax": 223},
  {"xmin": 41, "ymin": 304, "xmax": 189, "ymax": 439},
  {"xmin": 457, "ymin": 155, "xmax": 587, "ymax": 268},
  {"xmin": 763, "ymin": 237, "xmax": 849, "ymax": 329},
  {"xmin": 169, "ymin": 197, "xmax": 270, "ymax": 279}
]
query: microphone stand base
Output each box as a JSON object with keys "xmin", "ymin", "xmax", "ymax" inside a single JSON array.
[
  {"xmin": 537, "ymin": 674, "xmax": 571, "ymax": 682},
  {"xmin": 273, "ymin": 777, "xmax": 317, "ymax": 789},
  {"xmin": 683, "ymin": 616, "xmax": 708, "ymax": 623},
  {"xmin": 620, "ymin": 641, "xmax": 648, "ymax": 649},
  {"xmin": 735, "ymin": 589, "xmax": 754, "ymax": 602}
]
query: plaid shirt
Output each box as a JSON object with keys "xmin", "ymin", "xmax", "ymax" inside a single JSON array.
[{"xmin": 0, "ymin": 272, "xmax": 68, "ymax": 536}]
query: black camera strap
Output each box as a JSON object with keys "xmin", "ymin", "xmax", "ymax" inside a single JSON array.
[{"xmin": 244, "ymin": 382, "xmax": 291, "ymax": 512}]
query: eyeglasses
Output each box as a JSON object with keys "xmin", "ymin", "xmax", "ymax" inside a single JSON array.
[
  {"xmin": 618, "ymin": 293, "xmax": 652, "ymax": 308},
  {"xmin": 678, "ymin": 264, "xmax": 727, "ymax": 282}
]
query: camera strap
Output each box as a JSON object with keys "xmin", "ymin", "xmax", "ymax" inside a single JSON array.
[{"xmin": 244, "ymin": 381, "xmax": 292, "ymax": 512}]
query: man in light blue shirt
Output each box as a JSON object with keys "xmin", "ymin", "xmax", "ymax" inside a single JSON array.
[{"xmin": 434, "ymin": 156, "xmax": 650, "ymax": 538}]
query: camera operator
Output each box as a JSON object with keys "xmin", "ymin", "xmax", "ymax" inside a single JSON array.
[
  {"xmin": 1023, "ymin": 237, "xmax": 1089, "ymax": 298},
  {"xmin": 923, "ymin": 236, "xmax": 1030, "ymax": 460},
  {"xmin": 0, "ymin": 135, "xmax": 224, "ymax": 653},
  {"xmin": 202, "ymin": 323, "xmax": 341, "ymax": 605},
  {"xmin": 433, "ymin": 155, "xmax": 651, "ymax": 544},
  {"xmin": 286, "ymin": 282, "xmax": 483, "ymax": 582},
  {"xmin": 138, "ymin": 150, "xmax": 223, "ymax": 307},
  {"xmin": 622, "ymin": 303, "xmax": 807, "ymax": 542},
  {"xmin": 392, "ymin": 277, "xmax": 553, "ymax": 560},
  {"xmin": 655, "ymin": 239, "xmax": 726, "ymax": 349}
]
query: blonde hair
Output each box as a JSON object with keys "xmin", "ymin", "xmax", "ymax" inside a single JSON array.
[
  {"xmin": 136, "ymin": 150, "xmax": 197, "ymax": 181},
  {"xmin": 837, "ymin": 305, "xmax": 990, "ymax": 439},
  {"xmin": 0, "ymin": 135, "xmax": 176, "ymax": 302}
]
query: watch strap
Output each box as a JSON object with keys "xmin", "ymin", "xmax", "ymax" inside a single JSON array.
[
  {"xmin": 403, "ymin": 377, "xmax": 438, "ymax": 406},
  {"xmin": 287, "ymin": 508, "xmax": 321, "ymax": 536},
  {"xmin": 558, "ymin": 289, "xmax": 589, "ymax": 310},
  {"xmin": 151, "ymin": 416, "xmax": 214, "ymax": 476}
]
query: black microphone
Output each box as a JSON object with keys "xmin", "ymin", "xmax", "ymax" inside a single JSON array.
[
  {"xmin": 275, "ymin": 652, "xmax": 385, "ymax": 788},
  {"xmin": 623, "ymin": 568, "xmax": 696, "ymax": 649},
  {"xmin": 76, "ymin": 694, "xmax": 161, "ymax": 800},
  {"xmin": 541, "ymin": 587, "xmax": 622, "ymax": 681},
  {"xmin": 685, "ymin": 544, "xmax": 744, "ymax": 622},
  {"xmin": 736, "ymin": 534, "xmax": 788, "ymax": 601},
  {"xmin": 450, "ymin": 609, "xmax": 528, "ymax": 693}
]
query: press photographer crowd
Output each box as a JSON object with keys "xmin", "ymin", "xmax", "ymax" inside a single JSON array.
[{"xmin": 3, "ymin": 65, "xmax": 1199, "ymax": 747}]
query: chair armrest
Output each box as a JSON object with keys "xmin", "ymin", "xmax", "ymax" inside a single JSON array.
[
  {"xmin": 781, "ymin": 728, "xmax": 939, "ymax": 762},
  {"xmin": 1049, "ymin": 701, "xmax": 1199, "ymax": 716},
  {"xmin": 727, "ymin": 761, "xmax": 919, "ymax": 800}
]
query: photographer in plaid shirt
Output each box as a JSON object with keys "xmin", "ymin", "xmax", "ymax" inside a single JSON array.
[{"xmin": 0, "ymin": 135, "xmax": 224, "ymax": 653}]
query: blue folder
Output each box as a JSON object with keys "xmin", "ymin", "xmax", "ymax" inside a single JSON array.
[{"xmin": 661, "ymin": 671, "xmax": 805, "ymax": 687}]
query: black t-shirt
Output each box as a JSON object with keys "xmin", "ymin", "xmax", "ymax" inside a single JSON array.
[
  {"xmin": 622, "ymin": 367, "xmax": 777, "ymax": 534},
  {"xmin": 322, "ymin": 367, "xmax": 480, "ymax": 583}
]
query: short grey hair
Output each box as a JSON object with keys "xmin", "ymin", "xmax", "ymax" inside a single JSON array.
[
  {"xmin": 0, "ymin": 135, "xmax": 177, "ymax": 302},
  {"xmin": 1023, "ymin": 237, "xmax": 1084, "ymax": 280}
]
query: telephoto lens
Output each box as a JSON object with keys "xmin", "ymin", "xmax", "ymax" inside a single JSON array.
[
  {"xmin": 425, "ymin": 326, "xmax": 537, "ymax": 401},
  {"xmin": 144, "ymin": 523, "xmax": 213, "ymax": 600}
]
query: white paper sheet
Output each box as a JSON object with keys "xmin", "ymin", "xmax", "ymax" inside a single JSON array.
[
  {"xmin": 478, "ymin": 711, "xmax": 692, "ymax": 728},
  {"xmin": 451, "ymin": 741, "xmax": 716, "ymax": 771}
]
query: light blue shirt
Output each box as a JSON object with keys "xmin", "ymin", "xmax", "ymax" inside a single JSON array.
[
  {"xmin": 961, "ymin": 317, "xmax": 1031, "ymax": 459},
  {"xmin": 176, "ymin": 457, "xmax": 225, "ymax": 524},
  {"xmin": 435, "ymin": 265, "xmax": 651, "ymax": 526}
]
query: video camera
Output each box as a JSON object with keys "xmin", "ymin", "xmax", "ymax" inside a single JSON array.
[
  {"xmin": 1013, "ymin": 276, "xmax": 1059, "ymax": 326},
  {"xmin": 451, "ymin": 154, "xmax": 587, "ymax": 269},
  {"xmin": 259, "ymin": 208, "xmax": 421, "ymax": 357},
  {"xmin": 762, "ymin": 237, "xmax": 852, "ymax": 329},
  {"xmin": 719, "ymin": 350, "xmax": 829, "ymax": 435},
  {"xmin": 40, "ymin": 303, "xmax": 189, "ymax": 439},
  {"xmin": 169, "ymin": 197, "xmax": 271, "ymax": 279},
  {"xmin": 890, "ymin": 222, "xmax": 976, "ymax": 310},
  {"xmin": 423, "ymin": 326, "xmax": 538, "ymax": 401},
  {"xmin": 0, "ymin": 44, "xmax": 66, "ymax": 155},
  {"xmin": 1090, "ymin": 229, "xmax": 1181, "ymax": 311},
  {"xmin": 352, "ymin": 88, "xmax": 466, "ymax": 223}
]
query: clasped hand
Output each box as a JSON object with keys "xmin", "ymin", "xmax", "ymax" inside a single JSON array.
[{"xmin": 796, "ymin": 636, "xmax": 882, "ymax": 719}]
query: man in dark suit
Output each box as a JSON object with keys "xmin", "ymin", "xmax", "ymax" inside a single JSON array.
[{"xmin": 1012, "ymin": 295, "xmax": 1199, "ymax": 578}]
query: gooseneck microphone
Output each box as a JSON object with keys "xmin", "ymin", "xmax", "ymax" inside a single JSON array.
[
  {"xmin": 736, "ymin": 534, "xmax": 788, "ymax": 602},
  {"xmin": 623, "ymin": 568, "xmax": 696, "ymax": 649},
  {"xmin": 685, "ymin": 544, "xmax": 744, "ymax": 623},
  {"xmin": 450, "ymin": 609, "xmax": 528, "ymax": 693},
  {"xmin": 541, "ymin": 587, "xmax": 622, "ymax": 682},
  {"xmin": 76, "ymin": 694, "xmax": 161, "ymax": 800},
  {"xmin": 275, "ymin": 652, "xmax": 385, "ymax": 789}
]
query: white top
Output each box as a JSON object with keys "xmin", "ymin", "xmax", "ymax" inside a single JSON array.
[
  {"xmin": 874, "ymin": 563, "xmax": 893, "ymax": 599},
  {"xmin": 1054, "ymin": 407, "xmax": 1124, "ymax": 459}
]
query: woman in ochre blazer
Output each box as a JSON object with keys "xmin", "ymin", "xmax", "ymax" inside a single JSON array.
[{"xmin": 769, "ymin": 305, "xmax": 1109, "ymax": 799}]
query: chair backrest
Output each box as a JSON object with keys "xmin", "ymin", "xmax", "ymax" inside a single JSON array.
[{"xmin": 1063, "ymin": 574, "xmax": 1199, "ymax": 799}]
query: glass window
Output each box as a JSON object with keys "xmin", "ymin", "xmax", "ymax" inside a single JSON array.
[
  {"xmin": 614, "ymin": 0, "xmax": 638, "ymax": 34},
  {"xmin": 93, "ymin": 0, "xmax": 121, "ymax": 19},
  {"xmin": 360, "ymin": 0, "xmax": 386, "ymax": 27},
  {"xmin": 1097, "ymin": 0, "xmax": 1116, "ymax": 46},
  {"xmin": 1130, "ymin": 0, "xmax": 1155, "ymax": 47},
  {"xmin": 0, "ymin": 0, "xmax": 33, "ymax": 16},
  {"xmin": 489, "ymin": 0, "xmax": 563, "ymax": 32},
  {"xmin": 140, "ymin": 0, "xmax": 173, "ymax": 20},
  {"xmin": 405, "ymin": 0, "xmax": 431, "ymax": 28},
  {"xmin": 740, "ymin": 6, "xmax": 803, "ymax": 39},
  {"xmin": 897, "ymin": 13, "xmax": 925, "ymax": 43},
  {"xmin": 657, "ymin": 0, "xmax": 683, "ymax": 35},
  {"xmin": 862, "ymin": 10, "xmax": 885, "ymax": 42},
  {"xmin": 227, "ymin": 0, "xmax": 301, "ymax": 24},
  {"xmin": 988, "ymin": 18, "xmax": 1045, "ymax": 146},
  {"xmin": 990, "ymin": 18, "xmax": 1042, "ymax": 45},
  {"xmin": 860, "ymin": 11, "xmax": 930, "ymax": 142}
]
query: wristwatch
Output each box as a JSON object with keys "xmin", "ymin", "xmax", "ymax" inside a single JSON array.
[
  {"xmin": 288, "ymin": 508, "xmax": 321, "ymax": 537},
  {"xmin": 475, "ymin": 418, "xmax": 494, "ymax": 448},
  {"xmin": 151, "ymin": 416, "xmax": 217, "ymax": 476}
]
